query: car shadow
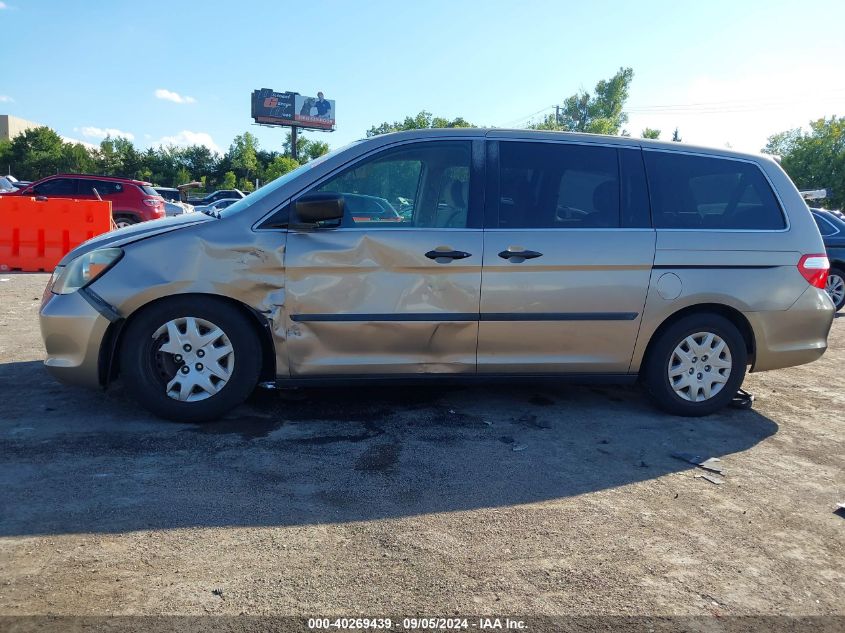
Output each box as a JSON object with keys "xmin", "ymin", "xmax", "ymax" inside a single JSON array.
[{"xmin": 0, "ymin": 360, "xmax": 777, "ymax": 537}]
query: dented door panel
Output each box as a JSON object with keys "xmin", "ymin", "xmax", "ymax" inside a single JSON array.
[{"xmin": 284, "ymin": 229, "xmax": 483, "ymax": 375}]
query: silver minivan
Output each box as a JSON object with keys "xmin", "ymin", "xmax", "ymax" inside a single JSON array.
[{"xmin": 39, "ymin": 129, "xmax": 835, "ymax": 421}]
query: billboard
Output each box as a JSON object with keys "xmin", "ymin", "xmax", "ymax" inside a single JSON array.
[{"xmin": 251, "ymin": 88, "xmax": 335, "ymax": 131}]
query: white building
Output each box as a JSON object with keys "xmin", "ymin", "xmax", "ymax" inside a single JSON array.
[{"xmin": 0, "ymin": 114, "xmax": 43, "ymax": 142}]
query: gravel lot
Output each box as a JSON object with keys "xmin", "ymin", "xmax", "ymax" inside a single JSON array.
[{"xmin": 0, "ymin": 273, "xmax": 843, "ymax": 621}]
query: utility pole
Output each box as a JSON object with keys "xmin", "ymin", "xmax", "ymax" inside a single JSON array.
[
  {"xmin": 290, "ymin": 126, "xmax": 298, "ymax": 161},
  {"xmin": 555, "ymin": 105, "xmax": 561, "ymax": 126}
]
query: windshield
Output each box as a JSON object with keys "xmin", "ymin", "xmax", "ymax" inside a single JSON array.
[{"xmin": 218, "ymin": 140, "xmax": 364, "ymax": 218}]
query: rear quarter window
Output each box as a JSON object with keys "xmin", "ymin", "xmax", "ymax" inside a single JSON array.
[
  {"xmin": 813, "ymin": 213, "xmax": 839, "ymax": 237},
  {"xmin": 644, "ymin": 151, "xmax": 786, "ymax": 230}
]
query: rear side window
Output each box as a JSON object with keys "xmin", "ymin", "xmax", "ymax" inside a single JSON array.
[
  {"xmin": 138, "ymin": 185, "xmax": 158, "ymax": 196},
  {"xmin": 813, "ymin": 212, "xmax": 839, "ymax": 237},
  {"xmin": 644, "ymin": 151, "xmax": 785, "ymax": 230},
  {"xmin": 497, "ymin": 141, "xmax": 620, "ymax": 229},
  {"xmin": 78, "ymin": 180, "xmax": 123, "ymax": 196}
]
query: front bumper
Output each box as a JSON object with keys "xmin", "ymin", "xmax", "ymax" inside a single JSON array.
[
  {"xmin": 747, "ymin": 286, "xmax": 835, "ymax": 372},
  {"xmin": 39, "ymin": 290, "xmax": 112, "ymax": 388}
]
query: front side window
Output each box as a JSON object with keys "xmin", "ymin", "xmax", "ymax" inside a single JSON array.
[
  {"xmin": 33, "ymin": 178, "xmax": 77, "ymax": 196},
  {"xmin": 644, "ymin": 151, "xmax": 786, "ymax": 230},
  {"xmin": 312, "ymin": 141, "xmax": 472, "ymax": 228},
  {"xmin": 497, "ymin": 141, "xmax": 620, "ymax": 229}
]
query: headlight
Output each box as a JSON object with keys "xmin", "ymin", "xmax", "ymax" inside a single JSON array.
[{"xmin": 51, "ymin": 248, "xmax": 123, "ymax": 295}]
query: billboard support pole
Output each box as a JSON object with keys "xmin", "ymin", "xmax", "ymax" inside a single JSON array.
[{"xmin": 290, "ymin": 126, "xmax": 298, "ymax": 162}]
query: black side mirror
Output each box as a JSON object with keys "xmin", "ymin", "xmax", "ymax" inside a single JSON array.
[{"xmin": 293, "ymin": 193, "xmax": 344, "ymax": 228}]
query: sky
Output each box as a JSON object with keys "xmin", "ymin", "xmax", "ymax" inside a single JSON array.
[{"xmin": 1, "ymin": 0, "xmax": 844, "ymax": 156}]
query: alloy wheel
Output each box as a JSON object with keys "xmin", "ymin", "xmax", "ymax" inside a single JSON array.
[{"xmin": 825, "ymin": 273, "xmax": 845, "ymax": 308}]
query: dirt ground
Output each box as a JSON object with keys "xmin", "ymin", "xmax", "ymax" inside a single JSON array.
[{"xmin": 0, "ymin": 272, "xmax": 843, "ymax": 622}]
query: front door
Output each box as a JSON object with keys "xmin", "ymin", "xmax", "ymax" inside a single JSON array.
[
  {"xmin": 478, "ymin": 138, "xmax": 655, "ymax": 374},
  {"xmin": 284, "ymin": 139, "xmax": 484, "ymax": 376}
]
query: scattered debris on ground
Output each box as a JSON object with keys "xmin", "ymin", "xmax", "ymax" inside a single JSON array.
[
  {"xmin": 671, "ymin": 452, "xmax": 726, "ymax": 475},
  {"xmin": 695, "ymin": 474, "xmax": 725, "ymax": 485}
]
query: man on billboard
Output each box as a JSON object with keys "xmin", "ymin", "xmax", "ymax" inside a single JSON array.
[{"xmin": 314, "ymin": 92, "xmax": 332, "ymax": 118}]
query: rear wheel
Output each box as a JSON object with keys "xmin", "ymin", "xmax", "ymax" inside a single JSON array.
[
  {"xmin": 113, "ymin": 214, "xmax": 138, "ymax": 229},
  {"xmin": 643, "ymin": 313, "xmax": 747, "ymax": 417},
  {"xmin": 119, "ymin": 297, "xmax": 262, "ymax": 422},
  {"xmin": 825, "ymin": 267, "xmax": 845, "ymax": 311}
]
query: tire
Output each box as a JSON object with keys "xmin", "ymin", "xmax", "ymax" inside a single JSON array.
[
  {"xmin": 643, "ymin": 313, "xmax": 748, "ymax": 417},
  {"xmin": 826, "ymin": 267, "xmax": 845, "ymax": 312},
  {"xmin": 113, "ymin": 214, "xmax": 139, "ymax": 229},
  {"xmin": 119, "ymin": 296, "xmax": 262, "ymax": 422}
]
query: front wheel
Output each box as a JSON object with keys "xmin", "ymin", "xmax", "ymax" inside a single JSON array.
[
  {"xmin": 643, "ymin": 313, "xmax": 747, "ymax": 417},
  {"xmin": 119, "ymin": 297, "xmax": 262, "ymax": 422}
]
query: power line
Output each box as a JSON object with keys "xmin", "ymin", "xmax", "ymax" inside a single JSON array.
[
  {"xmin": 627, "ymin": 90, "xmax": 845, "ymax": 114},
  {"xmin": 500, "ymin": 105, "xmax": 556, "ymax": 128}
]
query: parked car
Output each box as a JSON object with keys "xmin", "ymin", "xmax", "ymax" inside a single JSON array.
[
  {"xmin": 6, "ymin": 174, "xmax": 165, "ymax": 227},
  {"xmin": 810, "ymin": 208, "xmax": 845, "ymax": 311},
  {"xmin": 187, "ymin": 189, "xmax": 245, "ymax": 206},
  {"xmin": 153, "ymin": 188, "xmax": 195, "ymax": 216},
  {"xmin": 163, "ymin": 201, "xmax": 195, "ymax": 217},
  {"xmin": 154, "ymin": 187, "xmax": 181, "ymax": 203},
  {"xmin": 39, "ymin": 129, "xmax": 835, "ymax": 422},
  {"xmin": 0, "ymin": 175, "xmax": 25, "ymax": 192},
  {"xmin": 193, "ymin": 198, "xmax": 241, "ymax": 216},
  {"xmin": 344, "ymin": 193, "xmax": 403, "ymax": 223}
]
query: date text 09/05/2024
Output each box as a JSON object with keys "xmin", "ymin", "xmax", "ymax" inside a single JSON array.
[{"xmin": 307, "ymin": 617, "xmax": 527, "ymax": 630}]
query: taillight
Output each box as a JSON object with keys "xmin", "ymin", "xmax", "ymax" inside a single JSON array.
[
  {"xmin": 142, "ymin": 197, "xmax": 163, "ymax": 207},
  {"xmin": 797, "ymin": 254, "xmax": 830, "ymax": 289}
]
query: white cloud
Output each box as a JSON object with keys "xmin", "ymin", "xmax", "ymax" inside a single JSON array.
[
  {"xmin": 0, "ymin": 2, "xmax": 8, "ymax": 9},
  {"xmin": 156, "ymin": 130, "xmax": 220, "ymax": 153},
  {"xmin": 61, "ymin": 136, "xmax": 99, "ymax": 151},
  {"xmin": 79, "ymin": 126, "xmax": 135, "ymax": 141},
  {"xmin": 0, "ymin": 95, "xmax": 13, "ymax": 102},
  {"xmin": 154, "ymin": 88, "xmax": 196, "ymax": 104}
]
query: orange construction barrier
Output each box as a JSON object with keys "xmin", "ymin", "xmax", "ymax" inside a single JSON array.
[{"xmin": 0, "ymin": 197, "xmax": 113, "ymax": 272}]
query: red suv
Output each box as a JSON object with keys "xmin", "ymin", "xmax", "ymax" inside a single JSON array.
[{"xmin": 7, "ymin": 174, "xmax": 165, "ymax": 227}]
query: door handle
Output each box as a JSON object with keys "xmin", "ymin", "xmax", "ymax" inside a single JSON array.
[
  {"xmin": 425, "ymin": 249, "xmax": 472, "ymax": 260},
  {"xmin": 498, "ymin": 249, "xmax": 543, "ymax": 260}
]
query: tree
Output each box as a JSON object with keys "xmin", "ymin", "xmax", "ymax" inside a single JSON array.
[
  {"xmin": 530, "ymin": 67, "xmax": 634, "ymax": 135},
  {"xmin": 180, "ymin": 145, "xmax": 217, "ymax": 178},
  {"xmin": 229, "ymin": 132, "xmax": 259, "ymax": 181},
  {"xmin": 221, "ymin": 171, "xmax": 237, "ymax": 189},
  {"xmin": 175, "ymin": 167, "xmax": 191, "ymax": 187},
  {"xmin": 671, "ymin": 127, "xmax": 682, "ymax": 142},
  {"xmin": 305, "ymin": 139, "xmax": 330, "ymax": 162},
  {"xmin": 7, "ymin": 126, "xmax": 66, "ymax": 179},
  {"xmin": 366, "ymin": 111, "xmax": 474, "ymax": 137},
  {"xmin": 764, "ymin": 116, "xmax": 845, "ymax": 209},
  {"xmin": 97, "ymin": 136, "xmax": 139, "ymax": 176},
  {"xmin": 264, "ymin": 156, "xmax": 300, "ymax": 182},
  {"xmin": 282, "ymin": 132, "xmax": 332, "ymax": 162},
  {"xmin": 641, "ymin": 128, "xmax": 661, "ymax": 139},
  {"xmin": 0, "ymin": 139, "xmax": 12, "ymax": 173},
  {"xmin": 59, "ymin": 142, "xmax": 96, "ymax": 174}
]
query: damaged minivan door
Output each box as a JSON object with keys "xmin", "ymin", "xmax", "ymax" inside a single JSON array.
[{"xmin": 283, "ymin": 139, "xmax": 485, "ymax": 376}]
